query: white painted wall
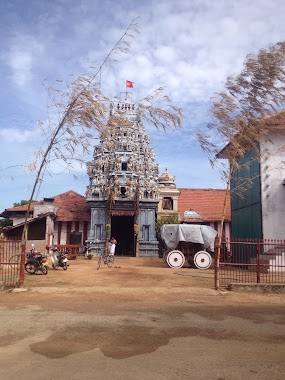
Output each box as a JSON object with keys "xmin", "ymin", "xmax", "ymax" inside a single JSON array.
[
  {"xmin": 11, "ymin": 216, "xmax": 31, "ymax": 225},
  {"xmin": 34, "ymin": 204, "xmax": 57, "ymax": 218},
  {"xmin": 260, "ymin": 130, "xmax": 285, "ymax": 239},
  {"xmin": 53, "ymin": 221, "xmax": 87, "ymax": 245},
  {"xmin": 52, "ymin": 221, "xmax": 68, "ymax": 245},
  {"xmin": 209, "ymin": 221, "xmax": 231, "ymax": 241}
]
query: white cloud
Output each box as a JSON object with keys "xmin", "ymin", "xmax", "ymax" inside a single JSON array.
[
  {"xmin": 8, "ymin": 50, "xmax": 33, "ymax": 86},
  {"xmin": 0, "ymin": 127, "xmax": 38, "ymax": 143},
  {"xmin": 6, "ymin": 35, "xmax": 44, "ymax": 87},
  {"xmin": 153, "ymin": 46, "xmax": 177, "ymax": 63}
]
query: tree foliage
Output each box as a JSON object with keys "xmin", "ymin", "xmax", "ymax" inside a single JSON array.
[
  {"xmin": 197, "ymin": 41, "xmax": 285, "ymax": 170},
  {"xmin": 13, "ymin": 200, "xmax": 34, "ymax": 207},
  {"xmin": 155, "ymin": 213, "xmax": 179, "ymax": 239},
  {"xmin": 0, "ymin": 218, "xmax": 12, "ymax": 229}
]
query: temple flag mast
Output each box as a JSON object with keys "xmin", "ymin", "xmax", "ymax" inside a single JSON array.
[{"xmin": 125, "ymin": 80, "xmax": 134, "ymax": 99}]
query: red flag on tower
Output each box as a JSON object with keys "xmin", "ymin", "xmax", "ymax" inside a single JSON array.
[{"xmin": 126, "ymin": 80, "xmax": 134, "ymax": 88}]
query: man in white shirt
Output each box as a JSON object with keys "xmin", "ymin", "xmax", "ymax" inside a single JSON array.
[{"xmin": 104, "ymin": 237, "xmax": 117, "ymax": 264}]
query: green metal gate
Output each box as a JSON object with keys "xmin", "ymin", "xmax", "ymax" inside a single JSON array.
[{"xmin": 230, "ymin": 147, "xmax": 262, "ymax": 239}]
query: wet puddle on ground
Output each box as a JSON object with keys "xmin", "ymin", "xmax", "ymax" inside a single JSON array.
[
  {"xmin": 30, "ymin": 319, "xmax": 284, "ymax": 359},
  {"xmin": 30, "ymin": 324, "xmax": 171, "ymax": 359}
]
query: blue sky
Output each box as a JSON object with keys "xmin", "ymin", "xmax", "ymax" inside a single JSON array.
[{"xmin": 1, "ymin": 0, "xmax": 285, "ymax": 212}]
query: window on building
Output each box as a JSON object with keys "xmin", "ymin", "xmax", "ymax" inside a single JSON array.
[
  {"xmin": 162, "ymin": 197, "xmax": 173, "ymax": 210},
  {"xmin": 122, "ymin": 162, "xmax": 127, "ymax": 171}
]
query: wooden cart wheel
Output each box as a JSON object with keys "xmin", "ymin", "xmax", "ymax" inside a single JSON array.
[
  {"xmin": 193, "ymin": 251, "xmax": 212, "ymax": 270},
  {"xmin": 166, "ymin": 250, "xmax": 185, "ymax": 268}
]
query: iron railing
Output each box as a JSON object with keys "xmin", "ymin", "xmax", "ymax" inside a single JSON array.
[
  {"xmin": 216, "ymin": 239, "xmax": 285, "ymax": 289},
  {"xmin": 54, "ymin": 244, "xmax": 83, "ymax": 259},
  {"xmin": 0, "ymin": 237, "xmax": 24, "ymax": 288}
]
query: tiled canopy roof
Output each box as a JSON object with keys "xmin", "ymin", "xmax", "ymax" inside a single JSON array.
[{"xmin": 178, "ymin": 188, "xmax": 231, "ymax": 222}]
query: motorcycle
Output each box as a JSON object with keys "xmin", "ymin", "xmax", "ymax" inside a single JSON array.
[
  {"xmin": 84, "ymin": 242, "xmax": 93, "ymax": 260},
  {"xmin": 25, "ymin": 245, "xmax": 48, "ymax": 275},
  {"xmin": 50, "ymin": 248, "xmax": 69, "ymax": 270}
]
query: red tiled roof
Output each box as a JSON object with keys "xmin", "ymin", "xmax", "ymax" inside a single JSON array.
[
  {"xmin": 52, "ymin": 191, "xmax": 90, "ymax": 222},
  {"xmin": 2, "ymin": 191, "xmax": 90, "ymax": 222},
  {"xmin": 178, "ymin": 188, "xmax": 231, "ymax": 222},
  {"xmin": 4, "ymin": 202, "xmax": 39, "ymax": 212},
  {"xmin": 263, "ymin": 110, "xmax": 285, "ymax": 125},
  {"xmin": 218, "ymin": 111, "xmax": 285, "ymax": 159}
]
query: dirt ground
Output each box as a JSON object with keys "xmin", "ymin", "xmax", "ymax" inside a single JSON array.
[{"xmin": 0, "ymin": 256, "xmax": 285, "ymax": 380}]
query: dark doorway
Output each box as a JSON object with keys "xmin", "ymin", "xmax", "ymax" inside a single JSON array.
[{"xmin": 111, "ymin": 215, "xmax": 135, "ymax": 256}]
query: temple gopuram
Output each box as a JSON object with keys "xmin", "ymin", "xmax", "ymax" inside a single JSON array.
[{"xmin": 85, "ymin": 96, "xmax": 160, "ymax": 257}]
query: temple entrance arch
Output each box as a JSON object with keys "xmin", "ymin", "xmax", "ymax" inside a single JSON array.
[{"xmin": 111, "ymin": 215, "xmax": 135, "ymax": 256}]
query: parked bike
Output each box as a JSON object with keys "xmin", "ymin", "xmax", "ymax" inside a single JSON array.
[
  {"xmin": 97, "ymin": 248, "xmax": 115, "ymax": 270},
  {"xmin": 25, "ymin": 245, "xmax": 48, "ymax": 275},
  {"xmin": 50, "ymin": 248, "xmax": 69, "ymax": 270},
  {"xmin": 84, "ymin": 242, "xmax": 93, "ymax": 260}
]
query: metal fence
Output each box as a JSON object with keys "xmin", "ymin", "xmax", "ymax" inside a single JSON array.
[
  {"xmin": 217, "ymin": 239, "xmax": 285, "ymax": 289},
  {"xmin": 0, "ymin": 238, "xmax": 24, "ymax": 288}
]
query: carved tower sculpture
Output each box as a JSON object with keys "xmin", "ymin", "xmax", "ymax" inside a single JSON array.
[{"xmin": 86, "ymin": 97, "xmax": 159, "ymax": 257}]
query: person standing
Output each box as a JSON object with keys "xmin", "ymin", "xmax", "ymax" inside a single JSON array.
[
  {"xmin": 104, "ymin": 237, "xmax": 117, "ymax": 264},
  {"xmin": 109, "ymin": 237, "xmax": 117, "ymax": 256}
]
